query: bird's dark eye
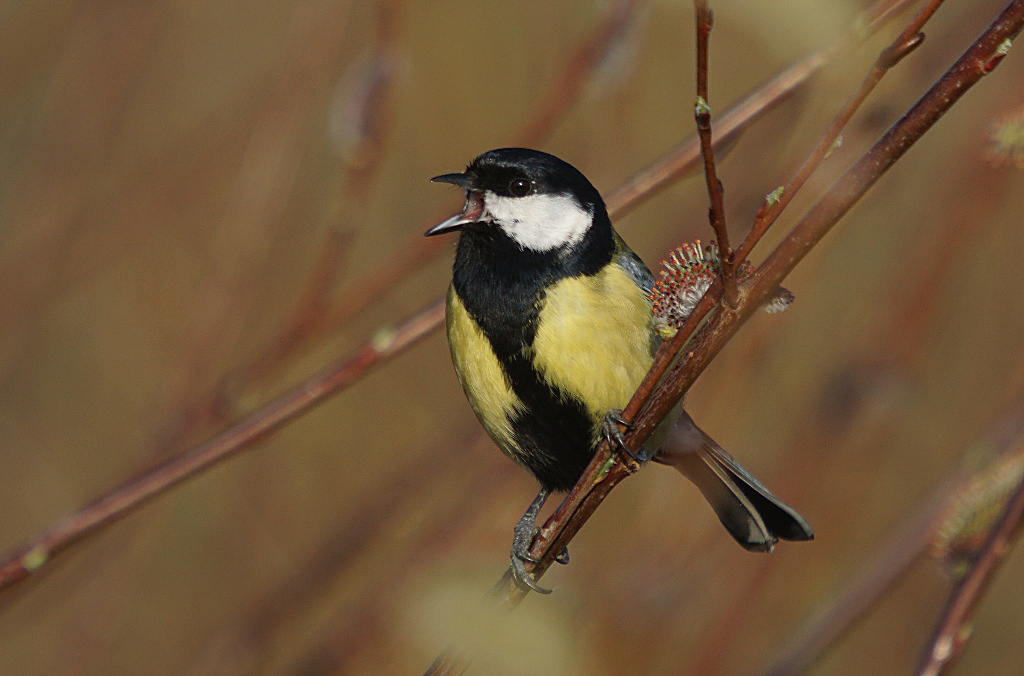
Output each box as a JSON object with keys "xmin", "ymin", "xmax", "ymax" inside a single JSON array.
[{"xmin": 508, "ymin": 178, "xmax": 532, "ymax": 197}]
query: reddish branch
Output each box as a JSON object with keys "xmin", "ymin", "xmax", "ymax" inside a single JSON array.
[
  {"xmin": 693, "ymin": 0, "xmax": 737, "ymax": 306},
  {"xmin": 607, "ymin": 0, "xmax": 923, "ymax": 226}
]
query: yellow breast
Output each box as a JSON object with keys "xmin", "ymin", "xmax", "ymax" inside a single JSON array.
[{"xmin": 531, "ymin": 263, "xmax": 655, "ymax": 430}]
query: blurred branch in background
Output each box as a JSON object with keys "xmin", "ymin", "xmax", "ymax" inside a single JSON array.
[
  {"xmin": 512, "ymin": 0, "xmax": 643, "ymax": 146},
  {"xmin": 0, "ymin": 0, "xmax": 913, "ymax": 594},
  {"xmin": 0, "ymin": 5, "xmax": 159, "ymax": 365},
  {"xmin": 242, "ymin": 0, "xmax": 406, "ymax": 385},
  {"xmin": 148, "ymin": 0, "xmax": 359, "ymax": 448},
  {"xmin": 188, "ymin": 429, "xmax": 511, "ymax": 674},
  {"xmin": 0, "ymin": 301, "xmax": 444, "ymax": 592},
  {"xmin": 764, "ymin": 390, "xmax": 1024, "ymax": 676},
  {"xmin": 917, "ymin": 418, "xmax": 1024, "ymax": 674}
]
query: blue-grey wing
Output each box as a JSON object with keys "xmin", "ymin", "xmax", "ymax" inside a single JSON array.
[
  {"xmin": 612, "ymin": 232, "xmax": 655, "ymax": 295},
  {"xmin": 612, "ymin": 231, "xmax": 660, "ymax": 355}
]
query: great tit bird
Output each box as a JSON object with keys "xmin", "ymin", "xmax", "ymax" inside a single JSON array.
[{"xmin": 427, "ymin": 148, "xmax": 812, "ymax": 591}]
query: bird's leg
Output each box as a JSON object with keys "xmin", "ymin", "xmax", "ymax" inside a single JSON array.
[
  {"xmin": 602, "ymin": 408, "xmax": 652, "ymax": 463},
  {"xmin": 510, "ymin": 488, "xmax": 555, "ymax": 594}
]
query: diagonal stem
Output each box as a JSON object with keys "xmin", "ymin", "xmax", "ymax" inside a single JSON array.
[{"xmin": 693, "ymin": 0, "xmax": 737, "ymax": 307}]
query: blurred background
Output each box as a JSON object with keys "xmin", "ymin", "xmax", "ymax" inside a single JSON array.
[{"xmin": 2, "ymin": 0, "xmax": 1024, "ymax": 673}]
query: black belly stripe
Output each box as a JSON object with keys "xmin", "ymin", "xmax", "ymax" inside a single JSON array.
[{"xmin": 503, "ymin": 352, "xmax": 598, "ymax": 491}]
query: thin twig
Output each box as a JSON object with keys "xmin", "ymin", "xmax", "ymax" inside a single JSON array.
[
  {"xmin": 736, "ymin": 0, "xmax": 946, "ymax": 265},
  {"xmin": 693, "ymin": 0, "xmax": 737, "ymax": 307},
  {"xmin": 604, "ymin": 0, "xmax": 920, "ymax": 223},
  {"xmin": 748, "ymin": 1, "xmax": 1020, "ymax": 292}
]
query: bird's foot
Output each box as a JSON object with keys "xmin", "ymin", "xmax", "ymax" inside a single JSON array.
[
  {"xmin": 602, "ymin": 409, "xmax": 653, "ymax": 464},
  {"xmin": 510, "ymin": 489, "xmax": 553, "ymax": 594}
]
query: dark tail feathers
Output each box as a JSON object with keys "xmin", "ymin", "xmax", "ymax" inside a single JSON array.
[{"xmin": 656, "ymin": 412, "xmax": 814, "ymax": 552}]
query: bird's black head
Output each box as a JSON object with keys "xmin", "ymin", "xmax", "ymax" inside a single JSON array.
[{"xmin": 426, "ymin": 148, "xmax": 610, "ymax": 253}]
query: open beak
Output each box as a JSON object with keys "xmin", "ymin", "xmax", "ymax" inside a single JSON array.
[{"xmin": 426, "ymin": 173, "xmax": 488, "ymax": 236}]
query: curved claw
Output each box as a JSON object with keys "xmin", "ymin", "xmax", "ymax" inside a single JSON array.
[
  {"xmin": 602, "ymin": 409, "xmax": 652, "ymax": 463},
  {"xmin": 510, "ymin": 557, "xmax": 552, "ymax": 594}
]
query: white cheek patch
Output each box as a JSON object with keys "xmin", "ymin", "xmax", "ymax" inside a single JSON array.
[{"xmin": 484, "ymin": 192, "xmax": 593, "ymax": 252}]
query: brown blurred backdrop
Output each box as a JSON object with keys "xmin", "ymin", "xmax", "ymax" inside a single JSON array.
[{"xmin": 2, "ymin": 1, "xmax": 1023, "ymax": 674}]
